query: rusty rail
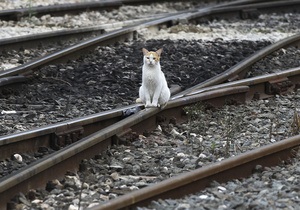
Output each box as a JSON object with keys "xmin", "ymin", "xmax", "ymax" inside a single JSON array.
[
  {"xmin": 0, "ymin": 12, "xmax": 178, "ymax": 51},
  {"xmin": 0, "ymin": 86, "xmax": 249, "ymax": 209},
  {"xmin": 1, "ymin": 33, "xmax": 300, "ymax": 209},
  {"xmin": 0, "ymin": 0, "xmax": 122, "ymax": 21},
  {"xmin": 0, "ymin": 0, "xmax": 292, "ymax": 78},
  {"xmin": 2, "ymin": 67, "xmax": 300, "ymax": 208},
  {"xmin": 173, "ymin": 33, "xmax": 300, "ymax": 99},
  {"xmin": 186, "ymin": 0, "xmax": 300, "ymax": 22},
  {"xmin": 90, "ymin": 134, "xmax": 300, "ymax": 210},
  {"xmin": 0, "ymin": 0, "xmax": 215, "ymax": 21},
  {"xmin": 0, "ymin": 0, "xmax": 260, "ymax": 21},
  {"xmin": 1, "ymin": 1, "xmax": 300, "ymax": 209},
  {"xmin": 0, "ymin": 85, "xmax": 180, "ymax": 160},
  {"xmin": 2, "ymin": 30, "xmax": 300, "ymax": 159},
  {"xmin": 188, "ymin": 66, "xmax": 300, "ymax": 100}
]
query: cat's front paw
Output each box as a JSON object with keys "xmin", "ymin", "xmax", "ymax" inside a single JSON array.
[
  {"xmin": 145, "ymin": 103, "xmax": 158, "ymax": 108},
  {"xmin": 145, "ymin": 102, "xmax": 152, "ymax": 108}
]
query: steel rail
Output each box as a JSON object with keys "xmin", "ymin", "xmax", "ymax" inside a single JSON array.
[
  {"xmin": 173, "ymin": 33, "xmax": 300, "ymax": 99},
  {"xmin": 2, "ymin": 29, "xmax": 300, "ymax": 159},
  {"xmin": 1, "ymin": 31, "xmax": 300, "ymax": 178},
  {"xmin": 3, "ymin": 44, "xmax": 299, "ymax": 158},
  {"xmin": 89, "ymin": 134, "xmax": 300, "ymax": 210},
  {"xmin": 0, "ymin": 1, "xmax": 122, "ymax": 21},
  {"xmin": 1, "ymin": 29, "xmax": 299, "ymax": 175},
  {"xmin": 0, "ymin": 104, "xmax": 127, "ymax": 157},
  {"xmin": 0, "ymin": 76, "xmax": 27, "ymax": 87},
  {"xmin": 0, "ymin": 0, "xmax": 299, "ymax": 208},
  {"xmin": 0, "ymin": 60, "xmax": 300, "ymax": 208},
  {"xmin": 0, "ymin": 0, "xmax": 206, "ymax": 21},
  {"xmin": 0, "ymin": 10, "xmax": 197, "ymax": 78},
  {"xmin": 0, "ymin": 0, "xmax": 294, "ymax": 153},
  {"xmin": 0, "ymin": 13, "xmax": 175, "ymax": 51},
  {"xmin": 0, "ymin": 85, "xmax": 181, "ymax": 160},
  {"xmin": 0, "ymin": 86, "xmax": 249, "ymax": 209},
  {"xmin": 187, "ymin": 66, "xmax": 300, "ymax": 100},
  {"xmin": 0, "ymin": 31, "xmax": 298, "ymax": 161},
  {"xmin": 0, "ymin": 0, "xmax": 260, "ymax": 52},
  {"xmin": 1, "ymin": 43, "xmax": 300, "ymax": 210},
  {"xmin": 0, "ymin": 0, "xmax": 277, "ymax": 78},
  {"xmin": 2, "ymin": 64, "xmax": 300, "ymax": 207},
  {"xmin": 0, "ymin": 0, "xmax": 257, "ymax": 21},
  {"xmin": 184, "ymin": 0, "xmax": 300, "ymax": 22}
]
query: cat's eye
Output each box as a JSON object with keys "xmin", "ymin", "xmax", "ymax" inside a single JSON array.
[{"xmin": 146, "ymin": 57, "xmax": 150, "ymax": 59}]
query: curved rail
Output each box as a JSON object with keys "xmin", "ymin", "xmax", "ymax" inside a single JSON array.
[
  {"xmin": 0, "ymin": 85, "xmax": 180, "ymax": 159},
  {"xmin": 1, "ymin": 31, "xmax": 299, "ymax": 159},
  {"xmin": 0, "ymin": 85, "xmax": 250, "ymax": 208},
  {"xmin": 0, "ymin": 10, "xmax": 196, "ymax": 78},
  {"xmin": 185, "ymin": 0, "xmax": 300, "ymax": 22},
  {"xmin": 0, "ymin": 0, "xmax": 122, "ymax": 21},
  {"xmin": 90, "ymin": 134, "xmax": 300, "ymax": 210},
  {"xmin": 1, "ymin": 62, "xmax": 300, "ymax": 209},
  {"xmin": 2, "ymin": 65, "xmax": 300, "ymax": 208},
  {"xmin": 188, "ymin": 66, "xmax": 300, "ymax": 100},
  {"xmin": 0, "ymin": 17, "xmax": 158, "ymax": 51},
  {"xmin": 0, "ymin": 0, "xmax": 292, "ymax": 78},
  {"xmin": 0, "ymin": 57, "xmax": 300, "ymax": 209},
  {"xmin": 0, "ymin": 0, "xmax": 258, "ymax": 21},
  {"xmin": 1, "ymin": 1, "xmax": 300, "ymax": 208},
  {"xmin": 173, "ymin": 33, "xmax": 300, "ymax": 99}
]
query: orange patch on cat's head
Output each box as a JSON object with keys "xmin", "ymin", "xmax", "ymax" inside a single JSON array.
[{"xmin": 142, "ymin": 48, "xmax": 163, "ymax": 61}]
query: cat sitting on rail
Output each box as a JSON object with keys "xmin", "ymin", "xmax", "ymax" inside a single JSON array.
[{"xmin": 136, "ymin": 48, "xmax": 170, "ymax": 108}]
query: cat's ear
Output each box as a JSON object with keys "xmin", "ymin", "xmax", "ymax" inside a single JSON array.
[
  {"xmin": 142, "ymin": 48, "xmax": 149, "ymax": 55},
  {"xmin": 156, "ymin": 48, "xmax": 163, "ymax": 56}
]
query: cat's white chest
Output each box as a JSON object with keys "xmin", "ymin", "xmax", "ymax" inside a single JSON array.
[{"xmin": 142, "ymin": 66, "xmax": 160, "ymax": 87}]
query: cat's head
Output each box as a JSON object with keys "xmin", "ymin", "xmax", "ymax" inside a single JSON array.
[{"xmin": 142, "ymin": 48, "xmax": 162, "ymax": 67}]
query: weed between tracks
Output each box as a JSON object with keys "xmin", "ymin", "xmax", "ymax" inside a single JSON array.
[
  {"xmin": 183, "ymin": 95, "xmax": 299, "ymax": 159},
  {"xmin": 26, "ymin": 0, "xmax": 37, "ymax": 18},
  {"xmin": 184, "ymin": 102, "xmax": 244, "ymax": 158},
  {"xmin": 11, "ymin": 94, "xmax": 300, "ymax": 208},
  {"xmin": 290, "ymin": 102, "xmax": 300, "ymax": 135},
  {"xmin": 74, "ymin": 94, "xmax": 300, "ymax": 208}
]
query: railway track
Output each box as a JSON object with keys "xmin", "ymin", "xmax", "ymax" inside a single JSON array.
[
  {"xmin": 0, "ymin": 1, "xmax": 199, "ymax": 72},
  {"xmin": 0, "ymin": 0, "xmax": 282, "ymax": 135},
  {"xmin": 0, "ymin": 0, "xmax": 195, "ymax": 20},
  {"xmin": 2, "ymin": 36, "xmax": 300, "ymax": 209},
  {"xmin": 0, "ymin": 0, "xmax": 298, "ymax": 135},
  {"xmin": 0, "ymin": 1, "xmax": 196, "ymax": 52},
  {"xmin": 1, "ymin": 0, "xmax": 299, "ymax": 71},
  {"xmin": 1, "ymin": 0, "xmax": 300, "ymax": 209}
]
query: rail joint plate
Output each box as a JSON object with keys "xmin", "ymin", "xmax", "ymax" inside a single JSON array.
[
  {"xmin": 50, "ymin": 126, "xmax": 84, "ymax": 149},
  {"xmin": 265, "ymin": 77, "xmax": 293, "ymax": 95}
]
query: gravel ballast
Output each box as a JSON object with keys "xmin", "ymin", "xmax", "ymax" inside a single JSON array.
[
  {"xmin": 0, "ymin": 1, "xmax": 199, "ymax": 71},
  {"xmin": 139, "ymin": 12, "xmax": 300, "ymax": 42},
  {"xmin": 9, "ymin": 90, "xmax": 300, "ymax": 209},
  {"xmin": 0, "ymin": 1, "xmax": 199, "ymax": 39},
  {"xmin": 142, "ymin": 152, "xmax": 300, "ymax": 210},
  {"xmin": 2, "ymin": 2, "xmax": 300, "ymax": 209},
  {"xmin": 0, "ymin": 39, "xmax": 271, "ymax": 136}
]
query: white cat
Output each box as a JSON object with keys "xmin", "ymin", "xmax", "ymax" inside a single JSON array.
[{"xmin": 138, "ymin": 48, "xmax": 170, "ymax": 108}]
